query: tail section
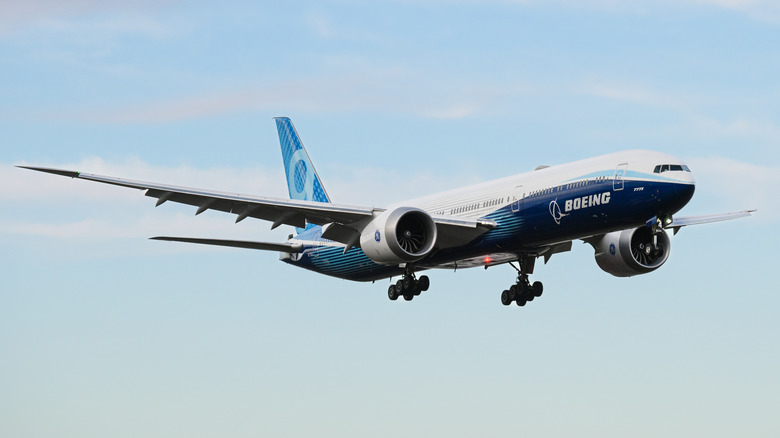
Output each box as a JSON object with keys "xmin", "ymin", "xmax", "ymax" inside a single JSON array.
[{"xmin": 274, "ymin": 117, "xmax": 331, "ymax": 204}]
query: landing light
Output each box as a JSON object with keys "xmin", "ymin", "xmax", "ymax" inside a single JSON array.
[
  {"xmin": 663, "ymin": 215, "xmax": 673, "ymax": 226},
  {"xmin": 483, "ymin": 256, "xmax": 493, "ymax": 264}
]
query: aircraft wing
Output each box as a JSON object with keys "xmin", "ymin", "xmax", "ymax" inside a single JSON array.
[
  {"xmin": 19, "ymin": 166, "xmax": 496, "ymax": 248},
  {"xmin": 19, "ymin": 166, "xmax": 375, "ymax": 229},
  {"xmin": 150, "ymin": 236, "xmax": 304, "ymax": 252},
  {"xmin": 668, "ymin": 210, "xmax": 756, "ymax": 234}
]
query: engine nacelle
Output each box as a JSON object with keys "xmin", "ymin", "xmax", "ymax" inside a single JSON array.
[
  {"xmin": 359, "ymin": 207, "xmax": 438, "ymax": 264},
  {"xmin": 591, "ymin": 227, "xmax": 671, "ymax": 277}
]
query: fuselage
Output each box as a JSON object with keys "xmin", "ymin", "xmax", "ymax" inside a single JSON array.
[{"xmin": 284, "ymin": 150, "xmax": 696, "ymax": 281}]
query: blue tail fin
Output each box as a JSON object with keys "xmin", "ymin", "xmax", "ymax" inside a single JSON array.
[
  {"xmin": 275, "ymin": 117, "xmax": 331, "ymax": 234},
  {"xmin": 275, "ymin": 117, "xmax": 331, "ymax": 204}
]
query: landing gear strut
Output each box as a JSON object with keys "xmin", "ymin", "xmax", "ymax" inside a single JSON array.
[
  {"xmin": 388, "ymin": 266, "xmax": 429, "ymax": 301},
  {"xmin": 501, "ymin": 255, "xmax": 543, "ymax": 307}
]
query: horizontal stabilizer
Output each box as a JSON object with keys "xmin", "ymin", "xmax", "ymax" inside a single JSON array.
[{"xmin": 151, "ymin": 236, "xmax": 303, "ymax": 253}]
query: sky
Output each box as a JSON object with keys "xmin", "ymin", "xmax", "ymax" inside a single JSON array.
[{"xmin": 1, "ymin": 1, "xmax": 779, "ymax": 437}]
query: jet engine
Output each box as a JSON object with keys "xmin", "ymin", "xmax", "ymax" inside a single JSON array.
[
  {"xmin": 359, "ymin": 207, "xmax": 437, "ymax": 264},
  {"xmin": 591, "ymin": 227, "xmax": 671, "ymax": 277}
]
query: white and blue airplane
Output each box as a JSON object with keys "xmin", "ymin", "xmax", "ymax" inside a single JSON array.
[{"xmin": 19, "ymin": 117, "xmax": 754, "ymax": 307}]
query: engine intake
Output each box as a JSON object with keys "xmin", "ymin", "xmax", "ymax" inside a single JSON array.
[
  {"xmin": 591, "ymin": 227, "xmax": 671, "ymax": 277},
  {"xmin": 360, "ymin": 207, "xmax": 437, "ymax": 264}
]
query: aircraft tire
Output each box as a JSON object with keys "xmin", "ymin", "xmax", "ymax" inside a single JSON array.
[
  {"xmin": 501, "ymin": 290, "xmax": 512, "ymax": 306},
  {"xmin": 403, "ymin": 293, "xmax": 414, "ymax": 301},
  {"xmin": 418, "ymin": 275, "xmax": 430, "ymax": 291},
  {"xmin": 509, "ymin": 284, "xmax": 518, "ymax": 300},
  {"xmin": 532, "ymin": 281, "xmax": 543, "ymax": 297},
  {"xmin": 388, "ymin": 285, "xmax": 399, "ymax": 301}
]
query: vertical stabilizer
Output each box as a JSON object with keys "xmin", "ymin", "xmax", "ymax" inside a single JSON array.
[{"xmin": 274, "ymin": 117, "xmax": 331, "ymax": 204}]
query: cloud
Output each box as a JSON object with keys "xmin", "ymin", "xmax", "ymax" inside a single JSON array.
[
  {"xmin": 3, "ymin": 157, "xmax": 286, "ymax": 202},
  {"xmin": 32, "ymin": 71, "xmax": 512, "ymax": 123},
  {"xmin": 421, "ymin": 105, "xmax": 481, "ymax": 120},
  {"xmin": 582, "ymin": 80, "xmax": 780, "ymax": 145},
  {"xmin": 691, "ymin": 117, "xmax": 780, "ymax": 144},
  {"xmin": 581, "ymin": 81, "xmax": 696, "ymax": 113},
  {"xmin": 687, "ymin": 156, "xmax": 778, "ymax": 222},
  {"xmin": 0, "ymin": 0, "xmax": 182, "ymax": 35},
  {"xmin": 402, "ymin": 0, "xmax": 780, "ymax": 23},
  {"xmin": 687, "ymin": 0, "xmax": 780, "ymax": 22},
  {"xmin": 305, "ymin": 12, "xmax": 335, "ymax": 39}
]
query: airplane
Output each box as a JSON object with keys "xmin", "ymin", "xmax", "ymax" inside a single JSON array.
[{"xmin": 19, "ymin": 117, "xmax": 754, "ymax": 307}]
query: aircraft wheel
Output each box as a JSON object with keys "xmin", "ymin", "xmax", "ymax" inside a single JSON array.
[
  {"xmin": 396, "ymin": 279, "xmax": 405, "ymax": 294},
  {"xmin": 418, "ymin": 275, "xmax": 430, "ymax": 292},
  {"xmin": 501, "ymin": 290, "xmax": 512, "ymax": 306},
  {"xmin": 388, "ymin": 285, "xmax": 399, "ymax": 301},
  {"xmin": 532, "ymin": 281, "xmax": 543, "ymax": 297},
  {"xmin": 516, "ymin": 297, "xmax": 526, "ymax": 307},
  {"xmin": 403, "ymin": 276, "xmax": 412, "ymax": 291},
  {"xmin": 509, "ymin": 284, "xmax": 518, "ymax": 300},
  {"xmin": 413, "ymin": 282, "xmax": 422, "ymax": 296},
  {"xmin": 403, "ymin": 293, "xmax": 414, "ymax": 301}
]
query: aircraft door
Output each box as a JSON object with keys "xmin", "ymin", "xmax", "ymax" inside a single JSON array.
[
  {"xmin": 613, "ymin": 163, "xmax": 628, "ymax": 191},
  {"xmin": 512, "ymin": 185, "xmax": 524, "ymax": 213}
]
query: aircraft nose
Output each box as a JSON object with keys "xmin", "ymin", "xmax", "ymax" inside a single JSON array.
[{"xmin": 675, "ymin": 182, "xmax": 695, "ymax": 206}]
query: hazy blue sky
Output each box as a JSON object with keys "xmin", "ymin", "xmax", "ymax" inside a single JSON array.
[{"xmin": 2, "ymin": 1, "xmax": 778, "ymax": 437}]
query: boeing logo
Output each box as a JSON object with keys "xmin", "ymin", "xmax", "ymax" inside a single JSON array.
[
  {"xmin": 550, "ymin": 192, "xmax": 612, "ymax": 224},
  {"xmin": 549, "ymin": 199, "xmax": 569, "ymax": 225},
  {"xmin": 564, "ymin": 192, "xmax": 611, "ymax": 212}
]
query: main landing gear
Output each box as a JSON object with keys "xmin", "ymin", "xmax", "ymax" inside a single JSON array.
[
  {"xmin": 501, "ymin": 255, "xmax": 543, "ymax": 307},
  {"xmin": 387, "ymin": 266, "xmax": 429, "ymax": 302}
]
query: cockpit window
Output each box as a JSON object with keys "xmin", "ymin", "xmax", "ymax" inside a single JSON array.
[{"xmin": 654, "ymin": 163, "xmax": 691, "ymax": 173}]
